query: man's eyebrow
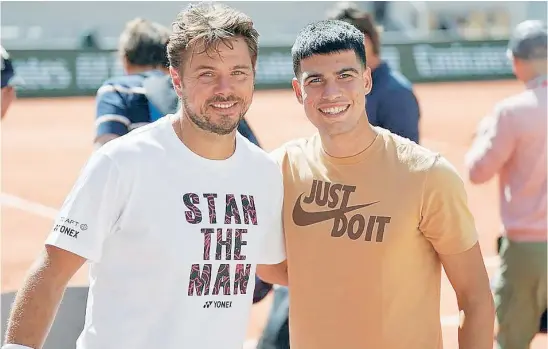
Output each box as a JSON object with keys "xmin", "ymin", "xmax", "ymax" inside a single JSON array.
[
  {"xmin": 232, "ymin": 64, "xmax": 252, "ymax": 70},
  {"xmin": 336, "ymin": 67, "xmax": 359, "ymax": 75},
  {"xmin": 302, "ymin": 72, "xmax": 323, "ymax": 80},
  {"xmin": 302, "ymin": 67, "xmax": 359, "ymax": 80},
  {"xmin": 193, "ymin": 64, "xmax": 252, "ymax": 71}
]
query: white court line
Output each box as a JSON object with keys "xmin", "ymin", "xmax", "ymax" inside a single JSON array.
[
  {"xmin": 0, "ymin": 192, "xmax": 58, "ymax": 219},
  {"xmin": 0, "ymin": 192, "xmax": 499, "ymax": 333}
]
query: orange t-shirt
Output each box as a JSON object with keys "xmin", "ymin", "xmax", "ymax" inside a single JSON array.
[{"xmin": 271, "ymin": 129, "xmax": 478, "ymax": 349}]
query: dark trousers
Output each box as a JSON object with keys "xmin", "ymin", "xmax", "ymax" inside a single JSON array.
[{"xmin": 256, "ymin": 286, "xmax": 290, "ymax": 349}]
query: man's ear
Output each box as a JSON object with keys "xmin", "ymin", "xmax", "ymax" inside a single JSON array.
[
  {"xmin": 169, "ymin": 66, "xmax": 183, "ymax": 98},
  {"xmin": 363, "ymin": 66, "xmax": 373, "ymax": 96},
  {"xmin": 292, "ymin": 77, "xmax": 303, "ymax": 104}
]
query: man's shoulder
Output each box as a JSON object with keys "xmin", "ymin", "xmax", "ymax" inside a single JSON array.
[
  {"xmin": 385, "ymin": 74, "xmax": 415, "ymax": 98},
  {"xmin": 237, "ymin": 134, "xmax": 283, "ymax": 177},
  {"xmin": 97, "ymin": 74, "xmax": 148, "ymax": 97},
  {"xmin": 378, "ymin": 62, "xmax": 414, "ymax": 92},
  {"xmin": 494, "ymin": 88, "xmax": 542, "ymax": 117},
  {"xmin": 268, "ymin": 135, "xmax": 318, "ymax": 165},
  {"xmin": 379, "ymin": 128, "xmax": 439, "ymax": 172},
  {"xmin": 97, "ymin": 117, "xmax": 171, "ymax": 163}
]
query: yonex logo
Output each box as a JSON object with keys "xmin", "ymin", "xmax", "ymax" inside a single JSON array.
[{"xmin": 203, "ymin": 300, "xmax": 233, "ymax": 309}]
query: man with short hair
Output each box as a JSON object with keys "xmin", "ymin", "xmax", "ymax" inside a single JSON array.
[
  {"xmin": 2, "ymin": 3, "xmax": 285, "ymax": 349},
  {"xmin": 328, "ymin": 3, "xmax": 421, "ymax": 143},
  {"xmin": 94, "ymin": 17, "xmax": 172, "ymax": 148},
  {"xmin": 257, "ymin": 19, "xmax": 494, "ymax": 349},
  {"xmin": 1, "ymin": 46, "xmax": 24, "ymax": 119},
  {"xmin": 465, "ymin": 19, "xmax": 547, "ymax": 349}
]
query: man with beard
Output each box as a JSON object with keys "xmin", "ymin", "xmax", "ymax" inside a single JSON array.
[
  {"xmin": 94, "ymin": 17, "xmax": 261, "ymax": 149},
  {"xmin": 2, "ymin": 3, "xmax": 286, "ymax": 349}
]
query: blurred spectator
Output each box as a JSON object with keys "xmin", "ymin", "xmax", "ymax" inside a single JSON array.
[
  {"xmin": 465, "ymin": 19, "xmax": 547, "ymax": 348},
  {"xmin": 328, "ymin": 3, "xmax": 421, "ymax": 143},
  {"xmin": 1, "ymin": 46, "xmax": 24, "ymax": 119},
  {"xmin": 80, "ymin": 29, "xmax": 101, "ymax": 49},
  {"xmin": 372, "ymin": 1, "xmax": 389, "ymax": 27},
  {"xmin": 93, "ymin": 17, "xmax": 172, "ymax": 148}
]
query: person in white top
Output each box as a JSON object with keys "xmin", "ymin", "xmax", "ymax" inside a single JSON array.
[{"xmin": 2, "ymin": 3, "xmax": 286, "ymax": 349}]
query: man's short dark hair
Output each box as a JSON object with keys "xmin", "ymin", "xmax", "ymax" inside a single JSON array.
[
  {"xmin": 118, "ymin": 18, "xmax": 171, "ymax": 67},
  {"xmin": 291, "ymin": 19, "xmax": 366, "ymax": 77},
  {"xmin": 327, "ymin": 3, "xmax": 381, "ymax": 56}
]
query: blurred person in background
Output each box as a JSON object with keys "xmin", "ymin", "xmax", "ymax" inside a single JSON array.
[
  {"xmin": 93, "ymin": 17, "xmax": 173, "ymax": 148},
  {"xmin": 328, "ymin": 2, "xmax": 421, "ymax": 144},
  {"xmin": 1, "ymin": 46, "xmax": 24, "ymax": 119},
  {"xmin": 2, "ymin": 3, "xmax": 286, "ymax": 349},
  {"xmin": 465, "ymin": 19, "xmax": 547, "ymax": 349},
  {"xmin": 94, "ymin": 17, "xmax": 260, "ymax": 149}
]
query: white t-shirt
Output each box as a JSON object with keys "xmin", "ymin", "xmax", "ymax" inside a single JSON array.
[{"xmin": 45, "ymin": 114, "xmax": 286, "ymax": 349}]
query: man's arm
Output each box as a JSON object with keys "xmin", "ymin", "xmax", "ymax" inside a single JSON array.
[
  {"xmin": 256, "ymin": 260, "xmax": 289, "ymax": 286},
  {"xmin": 378, "ymin": 88, "xmax": 420, "ymax": 143},
  {"xmin": 420, "ymin": 155, "xmax": 494, "ymax": 349},
  {"xmin": 94, "ymin": 84, "xmax": 131, "ymax": 148},
  {"xmin": 465, "ymin": 105, "xmax": 515, "ymax": 184},
  {"xmin": 3, "ymin": 151, "xmax": 126, "ymax": 348},
  {"xmin": 4, "ymin": 246, "xmax": 86, "ymax": 348},
  {"xmin": 439, "ymin": 243, "xmax": 495, "ymax": 349},
  {"xmin": 256, "ymin": 150, "xmax": 288, "ymax": 286}
]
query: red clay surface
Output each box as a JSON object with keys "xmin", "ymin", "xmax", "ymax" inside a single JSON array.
[{"xmin": 1, "ymin": 80, "xmax": 546, "ymax": 348}]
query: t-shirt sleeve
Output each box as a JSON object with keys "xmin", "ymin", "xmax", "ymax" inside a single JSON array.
[
  {"xmin": 418, "ymin": 154, "xmax": 478, "ymax": 255},
  {"xmin": 45, "ymin": 151, "xmax": 126, "ymax": 262},
  {"xmin": 259, "ymin": 162, "xmax": 286, "ymax": 265},
  {"xmin": 95, "ymin": 84, "xmax": 130, "ymax": 137}
]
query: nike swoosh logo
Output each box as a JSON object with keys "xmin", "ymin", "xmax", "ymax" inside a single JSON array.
[{"xmin": 292, "ymin": 193, "xmax": 379, "ymax": 226}]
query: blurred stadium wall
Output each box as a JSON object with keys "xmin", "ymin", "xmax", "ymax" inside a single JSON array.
[{"xmin": 1, "ymin": 1, "xmax": 546, "ymax": 98}]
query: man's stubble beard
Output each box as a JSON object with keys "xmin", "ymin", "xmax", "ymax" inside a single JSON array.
[{"xmin": 180, "ymin": 92, "xmax": 249, "ymax": 136}]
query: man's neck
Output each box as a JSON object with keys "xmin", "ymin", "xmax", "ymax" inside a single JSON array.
[
  {"xmin": 320, "ymin": 116, "xmax": 378, "ymax": 159},
  {"xmin": 173, "ymin": 112, "xmax": 237, "ymax": 160}
]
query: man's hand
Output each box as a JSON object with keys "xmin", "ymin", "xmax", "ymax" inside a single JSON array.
[
  {"xmin": 3, "ymin": 245, "xmax": 86, "ymax": 348},
  {"xmin": 439, "ymin": 242, "xmax": 495, "ymax": 349},
  {"xmin": 256, "ymin": 260, "xmax": 288, "ymax": 286},
  {"xmin": 94, "ymin": 133, "xmax": 119, "ymax": 150}
]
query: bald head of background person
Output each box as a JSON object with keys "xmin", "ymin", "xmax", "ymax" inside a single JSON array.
[
  {"xmin": 326, "ymin": 2, "xmax": 421, "ymax": 143},
  {"xmin": 465, "ymin": 19, "xmax": 547, "ymax": 349},
  {"xmin": 257, "ymin": 18, "xmax": 494, "ymax": 349}
]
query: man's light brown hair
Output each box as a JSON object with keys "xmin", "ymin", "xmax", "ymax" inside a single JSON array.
[
  {"xmin": 167, "ymin": 2, "xmax": 260, "ymax": 71},
  {"xmin": 119, "ymin": 18, "xmax": 171, "ymax": 67}
]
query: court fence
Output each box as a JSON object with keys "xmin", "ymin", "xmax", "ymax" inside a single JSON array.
[{"xmin": 10, "ymin": 38, "xmax": 514, "ymax": 98}]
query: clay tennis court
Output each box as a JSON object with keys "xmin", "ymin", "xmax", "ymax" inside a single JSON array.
[{"xmin": 1, "ymin": 79, "xmax": 546, "ymax": 348}]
